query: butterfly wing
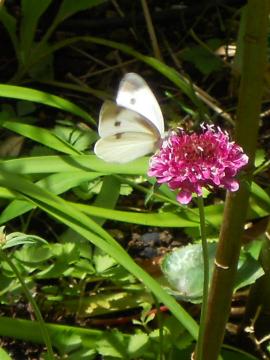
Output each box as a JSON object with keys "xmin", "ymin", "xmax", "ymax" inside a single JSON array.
[
  {"xmin": 98, "ymin": 101, "xmax": 158, "ymax": 138},
  {"xmin": 94, "ymin": 73, "xmax": 164, "ymax": 163},
  {"xmin": 94, "ymin": 132, "xmax": 159, "ymax": 163},
  {"xmin": 116, "ymin": 73, "xmax": 164, "ymax": 135}
]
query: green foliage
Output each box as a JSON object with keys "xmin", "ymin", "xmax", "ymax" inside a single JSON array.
[
  {"xmin": 0, "ymin": 85, "xmax": 95, "ymax": 124},
  {"xmin": 20, "ymin": 0, "xmax": 53, "ymax": 64},
  {"xmin": 0, "ymin": 1, "xmax": 269, "ymax": 359},
  {"xmin": 0, "ymin": 348, "xmax": 12, "ymax": 360},
  {"xmin": 0, "ymin": 0, "xmax": 107, "ymax": 82},
  {"xmin": 182, "ymin": 39, "xmax": 224, "ymax": 75},
  {"xmin": 54, "ymin": 0, "xmax": 106, "ymax": 24},
  {"xmin": 161, "ymin": 242, "xmax": 264, "ymax": 303}
]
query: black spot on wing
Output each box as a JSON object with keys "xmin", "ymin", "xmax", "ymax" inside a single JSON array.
[
  {"xmin": 114, "ymin": 121, "xmax": 121, "ymax": 127},
  {"xmin": 130, "ymin": 98, "xmax": 136, "ymax": 105}
]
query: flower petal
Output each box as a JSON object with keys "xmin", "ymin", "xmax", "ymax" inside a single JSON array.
[
  {"xmin": 148, "ymin": 124, "xmax": 248, "ymax": 204},
  {"xmin": 224, "ymin": 179, "xmax": 239, "ymax": 192},
  {"xmin": 177, "ymin": 190, "xmax": 192, "ymax": 204}
]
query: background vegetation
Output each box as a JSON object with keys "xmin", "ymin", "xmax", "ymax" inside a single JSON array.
[{"xmin": 0, "ymin": 1, "xmax": 269, "ymax": 359}]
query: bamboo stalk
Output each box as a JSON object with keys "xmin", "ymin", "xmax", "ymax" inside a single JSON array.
[{"xmin": 198, "ymin": 1, "xmax": 270, "ymax": 359}]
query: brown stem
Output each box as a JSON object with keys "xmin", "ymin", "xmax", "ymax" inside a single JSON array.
[{"xmin": 198, "ymin": 1, "xmax": 270, "ymax": 359}]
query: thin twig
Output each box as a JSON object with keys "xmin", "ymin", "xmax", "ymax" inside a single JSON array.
[
  {"xmin": 81, "ymin": 59, "xmax": 137, "ymax": 80},
  {"xmin": 70, "ymin": 45, "xmax": 110, "ymax": 68},
  {"xmin": 140, "ymin": 0, "xmax": 163, "ymax": 61},
  {"xmin": 111, "ymin": 0, "xmax": 138, "ymax": 40}
]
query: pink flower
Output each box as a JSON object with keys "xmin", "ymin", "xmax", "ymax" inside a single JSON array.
[{"xmin": 148, "ymin": 124, "xmax": 249, "ymax": 204}]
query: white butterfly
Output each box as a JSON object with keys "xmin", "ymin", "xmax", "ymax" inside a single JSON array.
[{"xmin": 94, "ymin": 72, "xmax": 164, "ymax": 163}]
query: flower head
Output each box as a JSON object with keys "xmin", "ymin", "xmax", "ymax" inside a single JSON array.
[{"xmin": 148, "ymin": 124, "xmax": 249, "ymax": 204}]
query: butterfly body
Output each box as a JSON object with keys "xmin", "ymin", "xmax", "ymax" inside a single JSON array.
[{"xmin": 94, "ymin": 73, "xmax": 164, "ymax": 163}]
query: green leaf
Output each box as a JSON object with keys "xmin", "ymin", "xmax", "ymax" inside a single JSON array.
[
  {"xmin": 171, "ymin": 344, "xmax": 260, "ymax": 360},
  {"xmin": 162, "ymin": 243, "xmax": 264, "ymax": 303},
  {"xmin": 162, "ymin": 316, "xmax": 192, "ymax": 349},
  {"xmin": 28, "ymin": 44, "xmax": 54, "ymax": 81},
  {"xmin": 53, "ymin": 121, "xmax": 97, "ymax": 152},
  {"xmin": 249, "ymin": 182, "xmax": 270, "ymax": 216},
  {"xmin": 14, "ymin": 244, "xmax": 52, "ymax": 264},
  {"xmin": 127, "ymin": 333, "xmax": 149, "ymax": 357},
  {"xmin": 0, "ymin": 273, "xmax": 15, "ymax": 297},
  {"xmin": 0, "ymin": 170, "xmax": 199, "ymax": 338},
  {"xmin": 97, "ymin": 330, "xmax": 127, "ymax": 358},
  {"xmin": 255, "ymin": 148, "xmax": 266, "ymax": 168},
  {"xmin": 67, "ymin": 348, "xmax": 96, "ymax": 360},
  {"xmin": 0, "ymin": 317, "xmax": 259, "ymax": 360},
  {"xmin": 93, "ymin": 175, "xmax": 121, "ymax": 225},
  {"xmin": 51, "ymin": 243, "xmax": 78, "ymax": 260},
  {"xmin": 222, "ymin": 346, "xmax": 260, "ymax": 360},
  {"xmin": 0, "ymin": 85, "xmax": 95, "ymax": 124},
  {"xmin": 0, "ymin": 172, "xmax": 104, "ymax": 224},
  {"xmin": 37, "ymin": 262, "xmax": 74, "ymax": 279},
  {"xmin": 94, "ymin": 176, "xmax": 120, "ymax": 209},
  {"xmin": 54, "ymin": 0, "xmax": 106, "ymax": 25},
  {"xmin": 0, "ymin": 155, "xmax": 149, "ymax": 175},
  {"xmin": 0, "ymin": 347, "xmax": 12, "ymax": 360},
  {"xmin": 76, "ymin": 202, "xmax": 199, "ymax": 228},
  {"xmin": 161, "ymin": 243, "xmax": 217, "ymax": 303},
  {"xmin": 244, "ymin": 239, "xmax": 263, "ymax": 260},
  {"xmin": 53, "ymin": 331, "xmax": 82, "ymax": 354},
  {"xmin": 72, "ymin": 258, "xmax": 95, "ymax": 277},
  {"xmin": 234, "ymin": 252, "xmax": 264, "ymax": 291},
  {"xmin": 182, "ymin": 39, "xmax": 223, "ymax": 75},
  {"xmin": 93, "ymin": 247, "xmax": 117, "ymax": 273},
  {"xmin": 3, "ymin": 233, "xmax": 48, "ymax": 250},
  {"xmin": 0, "ymin": 6, "xmax": 19, "ymax": 57},
  {"xmin": 20, "ymin": 0, "xmax": 53, "ymax": 63},
  {"xmin": 0, "ymin": 316, "xmax": 103, "ymax": 350},
  {"xmin": 36, "ymin": 243, "xmax": 80, "ymax": 279},
  {"xmin": 1, "ymin": 120, "xmax": 81, "ymax": 155}
]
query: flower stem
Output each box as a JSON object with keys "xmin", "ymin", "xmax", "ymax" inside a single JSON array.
[
  {"xmin": 195, "ymin": 195, "xmax": 209, "ymax": 360},
  {"xmin": 0, "ymin": 250, "xmax": 55, "ymax": 359}
]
